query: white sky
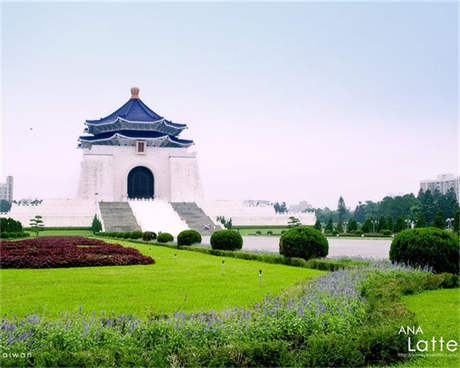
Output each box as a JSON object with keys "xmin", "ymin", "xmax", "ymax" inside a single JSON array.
[{"xmin": 1, "ymin": 2, "xmax": 458, "ymax": 209}]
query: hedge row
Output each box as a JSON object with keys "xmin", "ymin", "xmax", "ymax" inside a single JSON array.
[
  {"xmin": 98, "ymin": 231, "xmax": 144, "ymax": 240},
  {"xmin": 23, "ymin": 227, "xmax": 91, "ymax": 231},
  {"xmin": 0, "ymin": 231, "xmax": 30, "ymax": 239}
]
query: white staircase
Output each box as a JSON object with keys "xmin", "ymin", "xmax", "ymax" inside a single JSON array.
[{"xmin": 128, "ymin": 199, "xmax": 188, "ymax": 236}]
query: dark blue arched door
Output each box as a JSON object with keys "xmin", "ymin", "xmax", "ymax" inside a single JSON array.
[{"xmin": 127, "ymin": 166, "xmax": 154, "ymax": 199}]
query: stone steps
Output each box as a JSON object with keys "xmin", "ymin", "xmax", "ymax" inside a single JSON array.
[
  {"xmin": 171, "ymin": 202, "xmax": 221, "ymax": 235},
  {"xmin": 99, "ymin": 202, "xmax": 141, "ymax": 232}
]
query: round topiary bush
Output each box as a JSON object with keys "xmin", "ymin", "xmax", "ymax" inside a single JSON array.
[
  {"xmin": 177, "ymin": 230, "xmax": 202, "ymax": 246},
  {"xmin": 210, "ymin": 230, "xmax": 243, "ymax": 251},
  {"xmin": 142, "ymin": 231, "xmax": 157, "ymax": 241},
  {"xmin": 279, "ymin": 226, "xmax": 328, "ymax": 260},
  {"xmin": 157, "ymin": 232, "xmax": 174, "ymax": 243},
  {"xmin": 389, "ymin": 227, "xmax": 459, "ymax": 274}
]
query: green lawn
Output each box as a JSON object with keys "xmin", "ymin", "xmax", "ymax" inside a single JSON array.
[
  {"xmin": 394, "ymin": 288, "xmax": 460, "ymax": 368},
  {"xmin": 34, "ymin": 229, "xmax": 93, "ymax": 236},
  {"xmin": 0, "ymin": 239, "xmax": 324, "ymax": 319}
]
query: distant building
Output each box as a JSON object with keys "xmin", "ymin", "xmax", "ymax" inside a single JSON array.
[
  {"xmin": 0, "ymin": 176, "xmax": 13, "ymax": 203},
  {"xmin": 420, "ymin": 174, "xmax": 459, "ymax": 199}
]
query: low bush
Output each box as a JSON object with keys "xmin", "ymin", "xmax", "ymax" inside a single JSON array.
[
  {"xmin": 381, "ymin": 229, "xmax": 392, "ymax": 236},
  {"xmin": 177, "ymin": 230, "xmax": 202, "ymax": 246},
  {"xmin": 210, "ymin": 230, "xmax": 243, "ymax": 251},
  {"xmin": 389, "ymin": 227, "xmax": 459, "ymax": 274},
  {"xmin": 157, "ymin": 232, "xmax": 174, "ymax": 243},
  {"xmin": 142, "ymin": 231, "xmax": 157, "ymax": 241},
  {"xmin": 0, "ymin": 231, "xmax": 29, "ymax": 239},
  {"xmin": 279, "ymin": 226, "xmax": 328, "ymax": 260}
]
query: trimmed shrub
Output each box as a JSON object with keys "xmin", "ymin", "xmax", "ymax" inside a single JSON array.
[
  {"xmin": 381, "ymin": 229, "xmax": 392, "ymax": 236},
  {"xmin": 157, "ymin": 232, "xmax": 174, "ymax": 243},
  {"xmin": 1, "ymin": 231, "xmax": 9, "ymax": 239},
  {"xmin": 279, "ymin": 226, "xmax": 328, "ymax": 260},
  {"xmin": 211, "ymin": 230, "xmax": 243, "ymax": 251},
  {"xmin": 177, "ymin": 230, "xmax": 202, "ymax": 246},
  {"xmin": 390, "ymin": 227, "xmax": 459, "ymax": 274},
  {"xmin": 130, "ymin": 231, "xmax": 143, "ymax": 239},
  {"xmin": 142, "ymin": 231, "xmax": 157, "ymax": 241}
]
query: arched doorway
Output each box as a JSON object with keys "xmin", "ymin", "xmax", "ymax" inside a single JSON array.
[{"xmin": 127, "ymin": 166, "xmax": 154, "ymax": 199}]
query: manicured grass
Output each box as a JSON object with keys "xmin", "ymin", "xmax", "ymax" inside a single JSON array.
[
  {"xmin": 394, "ymin": 288, "xmax": 460, "ymax": 368},
  {"xmin": 34, "ymin": 229, "xmax": 93, "ymax": 236},
  {"xmin": 0, "ymin": 239, "xmax": 324, "ymax": 319}
]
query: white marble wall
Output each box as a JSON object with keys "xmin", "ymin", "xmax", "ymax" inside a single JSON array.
[{"xmin": 77, "ymin": 145, "xmax": 204, "ymax": 202}]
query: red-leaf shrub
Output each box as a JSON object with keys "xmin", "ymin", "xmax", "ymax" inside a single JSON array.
[{"xmin": 0, "ymin": 236, "xmax": 155, "ymax": 268}]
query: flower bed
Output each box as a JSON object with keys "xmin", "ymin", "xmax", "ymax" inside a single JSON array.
[{"xmin": 0, "ymin": 236, "xmax": 155, "ymax": 268}]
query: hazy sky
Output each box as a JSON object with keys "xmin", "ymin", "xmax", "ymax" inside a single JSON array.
[{"xmin": 1, "ymin": 1, "xmax": 458, "ymax": 209}]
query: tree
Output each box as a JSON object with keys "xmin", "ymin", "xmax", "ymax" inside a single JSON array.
[
  {"xmin": 346, "ymin": 219, "xmax": 358, "ymax": 232},
  {"xmin": 337, "ymin": 196, "xmax": 347, "ymax": 224},
  {"xmin": 288, "ymin": 216, "xmax": 301, "ymax": 227},
  {"xmin": 353, "ymin": 202, "xmax": 366, "ymax": 223},
  {"xmin": 362, "ymin": 218, "xmax": 373, "ymax": 233},
  {"xmin": 29, "ymin": 215, "xmax": 44, "ymax": 236},
  {"xmin": 274, "ymin": 202, "xmax": 288, "ymax": 214},
  {"xmin": 336, "ymin": 221, "xmax": 344, "ymax": 233},
  {"xmin": 377, "ymin": 216, "xmax": 387, "ymax": 231},
  {"xmin": 314, "ymin": 219, "xmax": 322, "ymax": 231},
  {"xmin": 454, "ymin": 209, "xmax": 460, "ymax": 234},
  {"xmin": 325, "ymin": 217, "xmax": 334, "ymax": 233},
  {"xmin": 415, "ymin": 213, "xmax": 426, "ymax": 228},
  {"xmin": 91, "ymin": 215, "xmax": 102, "ymax": 234},
  {"xmin": 394, "ymin": 216, "xmax": 405, "ymax": 233},
  {"xmin": 434, "ymin": 211, "xmax": 444, "ymax": 229},
  {"xmin": 387, "ymin": 217, "xmax": 393, "ymax": 232}
]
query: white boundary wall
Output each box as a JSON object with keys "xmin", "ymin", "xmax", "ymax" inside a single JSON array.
[{"xmin": 201, "ymin": 200, "xmax": 316, "ymax": 226}]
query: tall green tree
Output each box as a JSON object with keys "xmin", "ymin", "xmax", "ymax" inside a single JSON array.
[
  {"xmin": 377, "ymin": 216, "xmax": 387, "ymax": 231},
  {"xmin": 362, "ymin": 218, "xmax": 373, "ymax": 233},
  {"xmin": 433, "ymin": 211, "xmax": 444, "ymax": 229},
  {"xmin": 353, "ymin": 202, "xmax": 367, "ymax": 223},
  {"xmin": 91, "ymin": 215, "xmax": 102, "ymax": 234},
  {"xmin": 394, "ymin": 216, "xmax": 406, "ymax": 233},
  {"xmin": 387, "ymin": 217, "xmax": 393, "ymax": 232},
  {"xmin": 415, "ymin": 213, "xmax": 426, "ymax": 228},
  {"xmin": 314, "ymin": 219, "xmax": 322, "ymax": 231},
  {"xmin": 336, "ymin": 221, "xmax": 344, "ymax": 233},
  {"xmin": 346, "ymin": 219, "xmax": 358, "ymax": 232},
  {"xmin": 337, "ymin": 196, "xmax": 347, "ymax": 224},
  {"xmin": 325, "ymin": 217, "xmax": 334, "ymax": 233},
  {"xmin": 454, "ymin": 209, "xmax": 460, "ymax": 234}
]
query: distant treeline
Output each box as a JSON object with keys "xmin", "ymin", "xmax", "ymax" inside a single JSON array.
[{"xmin": 314, "ymin": 188, "xmax": 458, "ymax": 226}]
